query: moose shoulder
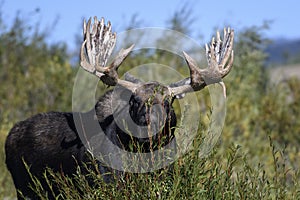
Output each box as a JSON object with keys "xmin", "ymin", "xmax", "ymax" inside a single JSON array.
[{"xmin": 5, "ymin": 17, "xmax": 234, "ymax": 199}]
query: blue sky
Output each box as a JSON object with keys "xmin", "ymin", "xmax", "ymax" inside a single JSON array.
[{"xmin": 2, "ymin": 0, "xmax": 299, "ymax": 51}]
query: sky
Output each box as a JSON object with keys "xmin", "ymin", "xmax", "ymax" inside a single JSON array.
[{"xmin": 1, "ymin": 0, "xmax": 299, "ymax": 51}]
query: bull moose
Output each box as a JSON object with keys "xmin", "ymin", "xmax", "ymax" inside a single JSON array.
[{"xmin": 5, "ymin": 17, "xmax": 234, "ymax": 199}]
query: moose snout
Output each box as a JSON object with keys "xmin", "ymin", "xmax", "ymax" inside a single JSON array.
[{"xmin": 131, "ymin": 103, "xmax": 167, "ymax": 138}]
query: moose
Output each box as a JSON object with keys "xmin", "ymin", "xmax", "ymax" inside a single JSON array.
[{"xmin": 5, "ymin": 17, "xmax": 234, "ymax": 199}]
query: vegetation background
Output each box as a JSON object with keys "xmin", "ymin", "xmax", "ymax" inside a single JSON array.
[{"xmin": 1, "ymin": 4, "xmax": 300, "ymax": 200}]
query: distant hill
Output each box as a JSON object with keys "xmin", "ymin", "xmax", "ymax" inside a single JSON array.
[
  {"xmin": 265, "ymin": 38, "xmax": 300, "ymax": 66},
  {"xmin": 269, "ymin": 64, "xmax": 300, "ymax": 84}
]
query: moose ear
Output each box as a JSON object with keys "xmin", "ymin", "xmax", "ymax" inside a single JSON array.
[{"xmin": 124, "ymin": 72, "xmax": 144, "ymax": 84}]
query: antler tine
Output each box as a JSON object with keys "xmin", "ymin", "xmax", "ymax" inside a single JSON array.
[
  {"xmin": 109, "ymin": 44, "xmax": 135, "ymax": 70},
  {"xmin": 219, "ymin": 28, "xmax": 234, "ymax": 73},
  {"xmin": 205, "ymin": 43, "xmax": 211, "ymax": 67},
  {"xmin": 215, "ymin": 30, "xmax": 222, "ymax": 64},
  {"xmin": 80, "ymin": 17, "xmax": 137, "ymax": 90},
  {"xmin": 83, "ymin": 19, "xmax": 87, "ymax": 36},
  {"xmin": 85, "ymin": 18, "xmax": 93, "ymax": 65}
]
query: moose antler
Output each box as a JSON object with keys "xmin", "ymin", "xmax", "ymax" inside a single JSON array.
[
  {"xmin": 80, "ymin": 17, "xmax": 234, "ymax": 98},
  {"xmin": 80, "ymin": 17, "xmax": 137, "ymax": 90},
  {"xmin": 170, "ymin": 28, "xmax": 234, "ymax": 98}
]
